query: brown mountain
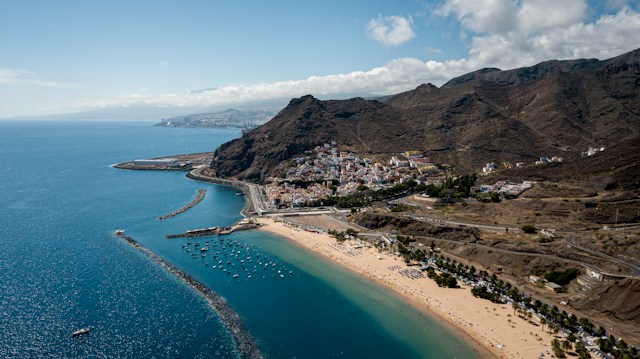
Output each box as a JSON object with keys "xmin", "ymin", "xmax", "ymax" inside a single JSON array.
[{"xmin": 211, "ymin": 49, "xmax": 640, "ymax": 181}]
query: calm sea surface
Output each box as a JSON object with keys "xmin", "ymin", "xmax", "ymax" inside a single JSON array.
[{"xmin": 0, "ymin": 121, "xmax": 480, "ymax": 358}]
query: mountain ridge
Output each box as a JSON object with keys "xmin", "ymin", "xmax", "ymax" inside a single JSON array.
[{"xmin": 210, "ymin": 49, "xmax": 640, "ymax": 181}]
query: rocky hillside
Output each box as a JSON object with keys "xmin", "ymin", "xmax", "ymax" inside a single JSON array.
[
  {"xmin": 211, "ymin": 49, "xmax": 640, "ymax": 180},
  {"xmin": 574, "ymin": 278, "xmax": 640, "ymax": 325},
  {"xmin": 486, "ymin": 133, "xmax": 640, "ymax": 195}
]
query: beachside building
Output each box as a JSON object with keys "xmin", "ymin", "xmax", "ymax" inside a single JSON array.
[
  {"xmin": 403, "ymin": 150, "xmax": 423, "ymax": 158},
  {"xmin": 545, "ymin": 282, "xmax": 563, "ymax": 292}
]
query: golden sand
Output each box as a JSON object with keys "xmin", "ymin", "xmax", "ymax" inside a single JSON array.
[{"xmin": 257, "ymin": 217, "xmax": 557, "ymax": 359}]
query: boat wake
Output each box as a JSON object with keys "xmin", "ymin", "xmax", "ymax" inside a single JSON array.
[{"xmin": 114, "ymin": 230, "xmax": 263, "ymax": 359}]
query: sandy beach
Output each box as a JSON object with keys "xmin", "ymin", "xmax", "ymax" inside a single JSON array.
[{"xmin": 257, "ymin": 217, "xmax": 558, "ymax": 359}]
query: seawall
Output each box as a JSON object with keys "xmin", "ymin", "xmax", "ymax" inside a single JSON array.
[
  {"xmin": 186, "ymin": 169, "xmax": 255, "ymax": 216},
  {"xmin": 158, "ymin": 189, "xmax": 206, "ymax": 220},
  {"xmin": 114, "ymin": 231, "xmax": 263, "ymax": 359}
]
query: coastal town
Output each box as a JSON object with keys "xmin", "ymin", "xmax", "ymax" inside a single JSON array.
[
  {"xmin": 117, "ymin": 148, "xmax": 640, "ymax": 359},
  {"xmin": 265, "ymin": 143, "xmax": 445, "ymax": 207},
  {"xmin": 264, "ymin": 142, "xmax": 539, "ymax": 208}
]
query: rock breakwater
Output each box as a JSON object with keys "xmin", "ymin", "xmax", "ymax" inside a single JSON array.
[
  {"xmin": 114, "ymin": 230, "xmax": 263, "ymax": 359},
  {"xmin": 158, "ymin": 189, "xmax": 206, "ymax": 220}
]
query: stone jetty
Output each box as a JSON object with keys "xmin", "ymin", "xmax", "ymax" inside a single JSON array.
[
  {"xmin": 114, "ymin": 230, "xmax": 264, "ymax": 359},
  {"xmin": 158, "ymin": 189, "xmax": 206, "ymax": 220},
  {"xmin": 165, "ymin": 219, "xmax": 260, "ymax": 239},
  {"xmin": 166, "ymin": 227, "xmax": 220, "ymax": 239}
]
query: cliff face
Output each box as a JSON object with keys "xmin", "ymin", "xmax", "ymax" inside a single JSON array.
[{"xmin": 211, "ymin": 49, "xmax": 640, "ymax": 180}]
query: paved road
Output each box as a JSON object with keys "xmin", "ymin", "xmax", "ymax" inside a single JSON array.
[
  {"xmin": 566, "ymin": 236, "xmax": 640, "ymax": 278},
  {"xmin": 405, "ymin": 214, "xmax": 521, "ymax": 233}
]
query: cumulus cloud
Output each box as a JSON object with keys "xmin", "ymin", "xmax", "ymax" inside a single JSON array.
[
  {"xmin": 367, "ymin": 15, "xmax": 416, "ymax": 46},
  {"xmin": 437, "ymin": 0, "xmax": 588, "ymax": 34},
  {"xmin": 437, "ymin": 0, "xmax": 640, "ymax": 70},
  {"xmin": 0, "ymin": 67, "xmax": 75, "ymax": 88},
  {"xmin": 74, "ymin": 58, "xmax": 450, "ymax": 110},
  {"xmin": 74, "ymin": 3, "xmax": 640, "ymax": 112}
]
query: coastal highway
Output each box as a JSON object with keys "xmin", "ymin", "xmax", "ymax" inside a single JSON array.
[
  {"xmin": 566, "ymin": 236, "xmax": 640, "ymax": 278},
  {"xmin": 404, "ymin": 214, "xmax": 521, "ymax": 233}
]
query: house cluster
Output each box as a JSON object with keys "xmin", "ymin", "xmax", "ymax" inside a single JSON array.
[
  {"xmin": 266, "ymin": 144, "xmax": 442, "ymax": 207},
  {"xmin": 390, "ymin": 151, "xmax": 439, "ymax": 174},
  {"xmin": 481, "ymin": 162, "xmax": 497, "ymax": 174},
  {"xmin": 480, "ymin": 155, "xmax": 564, "ymax": 174},
  {"xmin": 477, "ymin": 180, "xmax": 534, "ymax": 196},
  {"xmin": 581, "ymin": 146, "xmax": 605, "ymax": 157},
  {"xmin": 535, "ymin": 156, "xmax": 563, "ymax": 165}
]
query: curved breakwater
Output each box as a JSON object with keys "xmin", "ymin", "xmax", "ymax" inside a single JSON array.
[
  {"xmin": 114, "ymin": 230, "xmax": 263, "ymax": 359},
  {"xmin": 158, "ymin": 189, "xmax": 206, "ymax": 220}
]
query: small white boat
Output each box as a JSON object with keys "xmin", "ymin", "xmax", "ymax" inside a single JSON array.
[{"xmin": 71, "ymin": 327, "xmax": 92, "ymax": 337}]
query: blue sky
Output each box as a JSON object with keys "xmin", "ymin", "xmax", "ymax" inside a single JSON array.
[{"xmin": 1, "ymin": 0, "xmax": 639, "ymax": 117}]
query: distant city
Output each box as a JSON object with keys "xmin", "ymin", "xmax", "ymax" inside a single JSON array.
[{"xmin": 155, "ymin": 108, "xmax": 276, "ymax": 131}]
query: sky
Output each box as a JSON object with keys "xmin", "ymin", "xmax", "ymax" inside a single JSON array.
[{"xmin": 1, "ymin": 0, "xmax": 639, "ymax": 118}]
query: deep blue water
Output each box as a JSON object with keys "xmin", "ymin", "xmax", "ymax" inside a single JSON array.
[{"xmin": 0, "ymin": 121, "xmax": 480, "ymax": 358}]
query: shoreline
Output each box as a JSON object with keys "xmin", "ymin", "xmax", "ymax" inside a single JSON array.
[
  {"xmin": 186, "ymin": 168, "xmax": 255, "ymax": 216},
  {"xmin": 255, "ymin": 217, "xmax": 558, "ymax": 359},
  {"xmin": 114, "ymin": 230, "xmax": 263, "ymax": 359},
  {"xmin": 146, "ymin": 160, "xmax": 556, "ymax": 357}
]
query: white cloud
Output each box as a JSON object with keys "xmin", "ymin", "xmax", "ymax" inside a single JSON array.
[
  {"xmin": 437, "ymin": 0, "xmax": 588, "ymax": 34},
  {"xmin": 436, "ymin": 1, "xmax": 640, "ymax": 70},
  {"xmin": 72, "ymin": 58, "xmax": 452, "ymax": 110},
  {"xmin": 70, "ymin": 4, "xmax": 640, "ymax": 113},
  {"xmin": 0, "ymin": 67, "xmax": 76, "ymax": 88},
  {"xmin": 437, "ymin": 0, "xmax": 519, "ymax": 34},
  {"xmin": 367, "ymin": 15, "xmax": 416, "ymax": 46}
]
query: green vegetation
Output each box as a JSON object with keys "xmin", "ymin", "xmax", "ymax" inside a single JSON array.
[
  {"xmin": 521, "ymin": 225, "xmax": 537, "ymax": 234},
  {"xmin": 551, "ymin": 339, "xmax": 566, "ymax": 358},
  {"xmin": 424, "ymin": 174, "xmax": 476, "ymax": 199},
  {"xmin": 306, "ymin": 174, "xmax": 478, "ymax": 209},
  {"xmin": 397, "ymin": 239, "xmax": 428, "ymax": 262},
  {"xmin": 327, "ymin": 228, "xmax": 359, "ymax": 242},
  {"xmin": 390, "ymin": 203, "xmax": 412, "ymax": 212},
  {"xmin": 420, "ymin": 253, "xmax": 638, "ymax": 358},
  {"xmin": 574, "ymin": 341, "xmax": 592, "ymax": 358},
  {"xmin": 544, "ymin": 268, "xmax": 580, "ymax": 286},
  {"xmin": 471, "ymin": 285, "xmax": 502, "ymax": 303},
  {"xmin": 426, "ymin": 268, "xmax": 458, "ymax": 288},
  {"xmin": 597, "ymin": 335, "xmax": 637, "ymax": 359}
]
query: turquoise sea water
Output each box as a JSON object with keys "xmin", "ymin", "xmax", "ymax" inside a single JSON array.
[{"xmin": 0, "ymin": 121, "xmax": 480, "ymax": 358}]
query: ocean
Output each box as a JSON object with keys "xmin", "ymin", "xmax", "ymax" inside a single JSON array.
[{"xmin": 0, "ymin": 120, "xmax": 480, "ymax": 358}]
